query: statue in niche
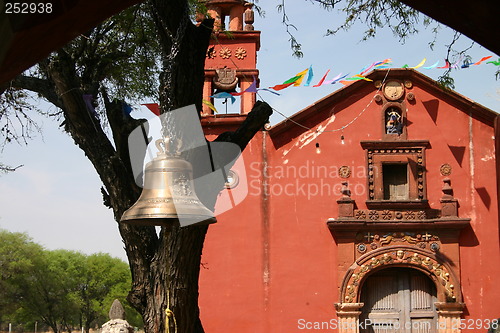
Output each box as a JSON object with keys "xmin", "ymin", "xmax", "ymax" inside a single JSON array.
[{"xmin": 386, "ymin": 108, "xmax": 403, "ymax": 135}]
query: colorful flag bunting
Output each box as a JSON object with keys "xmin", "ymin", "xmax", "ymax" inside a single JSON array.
[
  {"xmin": 304, "ymin": 66, "xmax": 314, "ymax": 87},
  {"xmin": 374, "ymin": 59, "xmax": 392, "ymax": 67},
  {"xmin": 411, "ymin": 58, "xmax": 426, "ymax": 69},
  {"xmin": 211, "ymin": 92, "xmax": 236, "ymax": 104},
  {"xmin": 344, "ymin": 74, "xmax": 372, "ymax": 82},
  {"xmin": 202, "ymin": 99, "xmax": 218, "ymax": 113},
  {"xmin": 269, "ymin": 82, "xmax": 295, "ymax": 91},
  {"xmin": 451, "ymin": 57, "xmax": 463, "ymax": 69},
  {"xmin": 83, "ymin": 94, "xmax": 99, "ymax": 119},
  {"xmin": 486, "ymin": 58, "xmax": 500, "ymax": 66},
  {"xmin": 360, "ymin": 63, "xmax": 378, "ymax": 76},
  {"xmin": 231, "ymin": 77, "xmax": 258, "ymax": 96},
  {"xmin": 423, "ymin": 61, "xmax": 439, "ymax": 69},
  {"xmin": 461, "ymin": 60, "xmax": 471, "ymax": 69},
  {"xmin": 473, "ymin": 56, "xmax": 492, "ymax": 65},
  {"xmin": 292, "ymin": 68, "xmax": 309, "ymax": 86},
  {"xmin": 258, "ymin": 88, "xmax": 281, "ymax": 96},
  {"xmin": 122, "ymin": 102, "xmax": 133, "ymax": 116},
  {"xmin": 142, "ymin": 103, "xmax": 160, "ymax": 116},
  {"xmin": 282, "ymin": 75, "xmax": 302, "ymax": 85},
  {"xmin": 437, "ymin": 60, "xmax": 451, "ymax": 69},
  {"xmin": 313, "ymin": 69, "xmax": 330, "ymax": 87},
  {"xmin": 329, "ymin": 73, "xmax": 348, "ymax": 84}
]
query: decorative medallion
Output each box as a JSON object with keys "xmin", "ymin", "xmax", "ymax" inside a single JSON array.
[
  {"xmin": 430, "ymin": 242, "xmax": 440, "ymax": 252},
  {"xmin": 383, "ymin": 80, "xmax": 405, "ymax": 100},
  {"xmin": 404, "ymin": 80, "xmax": 413, "ymax": 88},
  {"xmin": 440, "ymin": 163, "xmax": 452, "ymax": 176},
  {"xmin": 405, "ymin": 211, "xmax": 415, "ymax": 220},
  {"xmin": 219, "ymin": 47, "xmax": 232, "ymax": 59},
  {"xmin": 213, "ymin": 67, "xmax": 239, "ymax": 91},
  {"xmin": 357, "ymin": 243, "xmax": 367, "ymax": 254},
  {"xmin": 374, "ymin": 80, "xmax": 382, "ymax": 89},
  {"xmin": 368, "ymin": 210, "xmax": 379, "ymax": 220},
  {"xmin": 234, "ymin": 47, "xmax": 247, "ymax": 60},
  {"xmin": 381, "ymin": 210, "xmax": 392, "ymax": 220},
  {"xmin": 417, "ymin": 211, "xmax": 426, "ymax": 219},
  {"xmin": 355, "ymin": 210, "xmax": 366, "ymax": 219},
  {"xmin": 338, "ymin": 166, "xmax": 351, "ymax": 179},
  {"xmin": 407, "ymin": 92, "xmax": 415, "ymax": 101}
]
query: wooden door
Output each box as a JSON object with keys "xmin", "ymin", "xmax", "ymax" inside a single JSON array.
[{"xmin": 360, "ymin": 268, "xmax": 437, "ymax": 333}]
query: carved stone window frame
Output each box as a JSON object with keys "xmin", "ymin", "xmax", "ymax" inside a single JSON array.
[{"xmin": 361, "ymin": 140, "xmax": 430, "ymax": 209}]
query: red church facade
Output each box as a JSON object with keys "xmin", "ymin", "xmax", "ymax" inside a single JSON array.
[{"xmin": 198, "ymin": 2, "xmax": 500, "ymax": 333}]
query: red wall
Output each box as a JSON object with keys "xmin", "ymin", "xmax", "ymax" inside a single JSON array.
[{"xmin": 199, "ymin": 73, "xmax": 500, "ymax": 332}]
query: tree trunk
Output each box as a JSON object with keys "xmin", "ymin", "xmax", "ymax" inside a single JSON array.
[{"xmin": 12, "ymin": 1, "xmax": 272, "ymax": 332}]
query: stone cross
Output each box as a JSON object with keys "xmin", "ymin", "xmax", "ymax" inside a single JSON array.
[
  {"xmin": 109, "ymin": 299, "xmax": 126, "ymax": 320},
  {"xmin": 101, "ymin": 299, "xmax": 133, "ymax": 333}
]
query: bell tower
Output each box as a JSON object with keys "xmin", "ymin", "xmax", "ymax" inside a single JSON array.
[{"xmin": 199, "ymin": 0, "xmax": 260, "ymax": 115}]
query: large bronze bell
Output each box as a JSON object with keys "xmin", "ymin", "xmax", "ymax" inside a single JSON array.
[{"xmin": 121, "ymin": 138, "xmax": 217, "ymax": 228}]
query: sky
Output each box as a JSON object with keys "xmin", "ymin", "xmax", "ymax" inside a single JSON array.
[{"xmin": 0, "ymin": 2, "xmax": 498, "ymax": 262}]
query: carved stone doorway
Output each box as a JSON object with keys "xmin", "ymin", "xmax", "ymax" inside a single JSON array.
[{"xmin": 360, "ymin": 267, "xmax": 437, "ymax": 333}]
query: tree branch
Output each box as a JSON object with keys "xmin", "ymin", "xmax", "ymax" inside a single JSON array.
[
  {"xmin": 215, "ymin": 101, "xmax": 273, "ymax": 151},
  {"xmin": 10, "ymin": 75, "xmax": 64, "ymax": 109}
]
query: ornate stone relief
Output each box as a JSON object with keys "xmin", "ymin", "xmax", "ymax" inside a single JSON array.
[
  {"xmin": 367, "ymin": 147, "xmax": 425, "ymax": 200},
  {"xmin": 342, "ymin": 248, "xmax": 457, "ymax": 303},
  {"xmin": 219, "ymin": 47, "xmax": 232, "ymax": 59},
  {"xmin": 440, "ymin": 163, "xmax": 452, "ymax": 176},
  {"xmin": 355, "ymin": 231, "xmax": 440, "ymax": 252},
  {"xmin": 234, "ymin": 47, "xmax": 247, "ymax": 60},
  {"xmin": 338, "ymin": 166, "xmax": 351, "ymax": 179},
  {"xmin": 353, "ymin": 208, "xmax": 438, "ymax": 221},
  {"xmin": 213, "ymin": 67, "xmax": 238, "ymax": 91}
]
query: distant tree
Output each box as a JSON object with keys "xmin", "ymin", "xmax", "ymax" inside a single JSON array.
[
  {"xmin": 78, "ymin": 253, "xmax": 140, "ymax": 332},
  {"xmin": 0, "ymin": 229, "xmax": 43, "ymax": 330},
  {"xmin": 20, "ymin": 250, "xmax": 85, "ymax": 333},
  {"xmin": 0, "ymin": 230, "xmax": 138, "ymax": 333}
]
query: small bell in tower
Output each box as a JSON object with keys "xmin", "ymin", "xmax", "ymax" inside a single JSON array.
[{"xmin": 120, "ymin": 138, "xmax": 216, "ymax": 228}]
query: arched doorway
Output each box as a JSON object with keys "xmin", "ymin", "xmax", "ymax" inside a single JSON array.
[{"xmin": 360, "ymin": 267, "xmax": 437, "ymax": 333}]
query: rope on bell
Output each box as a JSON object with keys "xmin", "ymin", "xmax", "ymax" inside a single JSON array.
[{"xmin": 165, "ymin": 289, "xmax": 177, "ymax": 333}]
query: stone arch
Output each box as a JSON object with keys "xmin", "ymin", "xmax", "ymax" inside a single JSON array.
[{"xmin": 340, "ymin": 245, "xmax": 462, "ymax": 304}]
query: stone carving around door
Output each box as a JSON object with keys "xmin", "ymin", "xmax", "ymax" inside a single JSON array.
[{"xmin": 340, "ymin": 246, "xmax": 461, "ymax": 304}]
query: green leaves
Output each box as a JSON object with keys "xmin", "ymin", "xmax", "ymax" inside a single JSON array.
[
  {"xmin": 324, "ymin": 0, "xmax": 430, "ymax": 42},
  {"xmin": 0, "ymin": 229, "xmax": 140, "ymax": 332}
]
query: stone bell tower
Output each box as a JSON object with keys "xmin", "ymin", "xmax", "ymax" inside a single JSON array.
[{"xmin": 199, "ymin": 0, "xmax": 260, "ymax": 115}]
